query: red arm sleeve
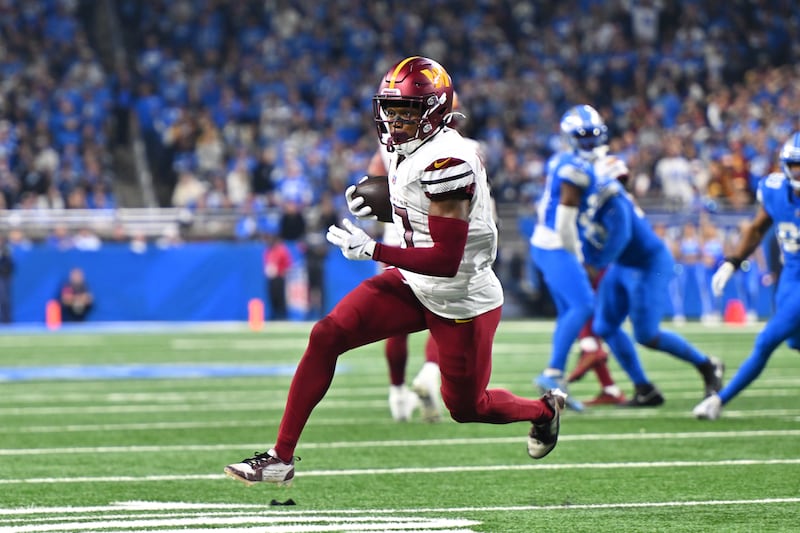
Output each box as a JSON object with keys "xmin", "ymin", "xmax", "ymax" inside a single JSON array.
[{"xmin": 372, "ymin": 215, "xmax": 468, "ymax": 277}]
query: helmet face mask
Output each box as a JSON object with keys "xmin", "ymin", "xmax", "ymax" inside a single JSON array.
[
  {"xmin": 560, "ymin": 104, "xmax": 608, "ymax": 160},
  {"xmin": 373, "ymin": 56, "xmax": 454, "ymax": 152},
  {"xmin": 374, "ymin": 98, "xmax": 427, "ymax": 147},
  {"xmin": 780, "ymin": 131, "xmax": 800, "ymax": 190}
]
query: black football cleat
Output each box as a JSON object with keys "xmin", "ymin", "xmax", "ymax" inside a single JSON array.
[
  {"xmin": 528, "ymin": 389, "xmax": 567, "ymax": 459},
  {"xmin": 621, "ymin": 383, "xmax": 665, "ymax": 407},
  {"xmin": 698, "ymin": 356, "xmax": 725, "ymax": 398}
]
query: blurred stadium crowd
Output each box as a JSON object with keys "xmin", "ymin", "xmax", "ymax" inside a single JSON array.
[
  {"xmin": 0, "ymin": 0, "xmax": 797, "ymax": 318},
  {"xmin": 1, "ymin": 1, "xmax": 798, "ymax": 213}
]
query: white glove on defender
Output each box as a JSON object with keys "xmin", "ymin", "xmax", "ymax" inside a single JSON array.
[
  {"xmin": 326, "ymin": 219, "xmax": 376, "ymax": 260},
  {"xmin": 594, "ymin": 155, "xmax": 629, "ymax": 181},
  {"xmin": 711, "ymin": 261, "xmax": 736, "ymax": 297},
  {"xmin": 344, "ymin": 177, "xmax": 378, "ymax": 220}
]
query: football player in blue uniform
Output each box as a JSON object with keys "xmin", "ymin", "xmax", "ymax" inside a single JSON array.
[
  {"xmin": 581, "ymin": 162, "xmax": 725, "ymax": 406},
  {"xmin": 531, "ymin": 105, "xmax": 611, "ymax": 411},
  {"xmin": 694, "ymin": 131, "xmax": 800, "ymax": 419}
]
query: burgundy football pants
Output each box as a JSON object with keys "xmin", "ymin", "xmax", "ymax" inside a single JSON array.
[{"xmin": 274, "ymin": 268, "xmax": 550, "ymax": 459}]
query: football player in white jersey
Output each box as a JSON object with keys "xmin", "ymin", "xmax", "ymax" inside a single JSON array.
[
  {"xmin": 364, "ymin": 142, "xmax": 442, "ymax": 424},
  {"xmin": 224, "ymin": 56, "xmax": 566, "ymax": 486},
  {"xmin": 364, "ymin": 91, "xmax": 479, "ymax": 424}
]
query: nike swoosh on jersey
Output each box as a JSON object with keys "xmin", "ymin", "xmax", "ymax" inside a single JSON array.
[{"xmin": 426, "ymin": 157, "xmax": 465, "ymax": 171}]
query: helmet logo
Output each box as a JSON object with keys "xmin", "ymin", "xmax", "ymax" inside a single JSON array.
[
  {"xmin": 420, "ymin": 67, "xmax": 450, "ymax": 88},
  {"xmin": 375, "ymin": 57, "xmax": 454, "ymax": 150}
]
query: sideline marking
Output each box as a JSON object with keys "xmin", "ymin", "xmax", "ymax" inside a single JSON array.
[
  {"xmin": 1, "ymin": 458, "xmax": 799, "ymax": 485},
  {"xmin": 0, "ymin": 364, "xmax": 297, "ymax": 382}
]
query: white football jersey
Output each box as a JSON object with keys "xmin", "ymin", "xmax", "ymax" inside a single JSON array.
[
  {"xmin": 384, "ymin": 127, "xmax": 503, "ymax": 319},
  {"xmin": 376, "ymin": 148, "xmax": 404, "ymax": 248},
  {"xmin": 382, "ymin": 222, "xmax": 402, "ymax": 247}
]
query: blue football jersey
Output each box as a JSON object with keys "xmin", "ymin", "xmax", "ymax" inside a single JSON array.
[
  {"xmin": 536, "ymin": 151, "xmax": 598, "ymax": 233},
  {"xmin": 581, "ymin": 189, "xmax": 665, "ymax": 269},
  {"xmin": 759, "ymin": 172, "xmax": 800, "ymax": 276}
]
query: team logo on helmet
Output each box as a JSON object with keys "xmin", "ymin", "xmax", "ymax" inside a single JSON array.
[
  {"xmin": 420, "ymin": 66, "xmax": 450, "ymax": 88},
  {"xmin": 372, "ymin": 56, "xmax": 455, "ymax": 153}
]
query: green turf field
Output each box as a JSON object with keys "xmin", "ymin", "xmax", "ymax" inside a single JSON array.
[{"xmin": 1, "ymin": 320, "xmax": 798, "ymax": 532}]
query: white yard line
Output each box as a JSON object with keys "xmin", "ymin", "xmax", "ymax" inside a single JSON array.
[
  {"xmin": 0, "ymin": 515, "xmax": 479, "ymax": 533},
  {"xmin": 0, "ymin": 417, "xmax": 398, "ymax": 433},
  {"xmin": 0, "ymin": 400, "xmax": 388, "ymax": 416},
  {"xmin": 1, "ymin": 429, "xmax": 800, "ymax": 456},
  {"xmin": 3, "ymin": 498, "xmax": 800, "ymax": 516},
  {"xmin": 1, "ymin": 498, "xmax": 797, "ymax": 533},
  {"xmin": 1, "ymin": 395, "xmax": 798, "ymax": 416},
  {"xmin": 1, "ymin": 458, "xmax": 800, "ymax": 485},
  {"xmin": 171, "ymin": 338, "xmax": 309, "ymax": 350}
]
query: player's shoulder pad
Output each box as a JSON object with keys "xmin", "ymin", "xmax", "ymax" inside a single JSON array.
[
  {"xmin": 556, "ymin": 156, "xmax": 591, "ymax": 187},
  {"xmin": 424, "ymin": 157, "xmax": 466, "ymax": 172},
  {"xmin": 762, "ymin": 172, "xmax": 786, "ymax": 190},
  {"xmin": 420, "ymin": 156, "xmax": 475, "ymax": 198}
]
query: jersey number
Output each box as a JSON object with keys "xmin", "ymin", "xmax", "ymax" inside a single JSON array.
[
  {"xmin": 393, "ymin": 205, "xmax": 415, "ymax": 248},
  {"xmin": 776, "ymin": 222, "xmax": 800, "ymax": 253}
]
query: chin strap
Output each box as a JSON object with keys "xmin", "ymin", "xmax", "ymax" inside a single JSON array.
[{"xmin": 444, "ymin": 111, "xmax": 466, "ymax": 125}]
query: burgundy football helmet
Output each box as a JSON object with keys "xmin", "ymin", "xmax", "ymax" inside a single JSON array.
[{"xmin": 373, "ymin": 56, "xmax": 454, "ymax": 151}]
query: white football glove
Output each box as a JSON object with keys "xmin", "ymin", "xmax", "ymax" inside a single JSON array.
[
  {"xmin": 711, "ymin": 261, "xmax": 736, "ymax": 297},
  {"xmin": 326, "ymin": 218, "xmax": 376, "ymax": 261},
  {"xmin": 594, "ymin": 155, "xmax": 629, "ymax": 181},
  {"xmin": 345, "ymin": 177, "xmax": 377, "ymax": 220}
]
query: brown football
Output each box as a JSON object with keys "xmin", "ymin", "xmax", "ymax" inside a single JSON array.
[{"xmin": 353, "ymin": 175, "xmax": 393, "ymax": 223}]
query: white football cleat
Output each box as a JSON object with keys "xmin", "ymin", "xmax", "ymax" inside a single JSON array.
[
  {"xmin": 412, "ymin": 362, "xmax": 442, "ymax": 423},
  {"xmin": 693, "ymin": 393, "xmax": 722, "ymax": 420},
  {"xmin": 224, "ymin": 448, "xmax": 295, "ymax": 486},
  {"xmin": 389, "ymin": 384, "xmax": 418, "ymax": 422}
]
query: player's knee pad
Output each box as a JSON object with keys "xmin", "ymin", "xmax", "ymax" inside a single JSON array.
[
  {"xmin": 446, "ymin": 404, "xmax": 480, "ymax": 423},
  {"xmin": 308, "ymin": 316, "xmax": 349, "ymax": 355},
  {"xmin": 635, "ymin": 330, "xmax": 660, "ymax": 348},
  {"xmin": 440, "ymin": 389, "xmax": 480, "ymax": 423}
]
